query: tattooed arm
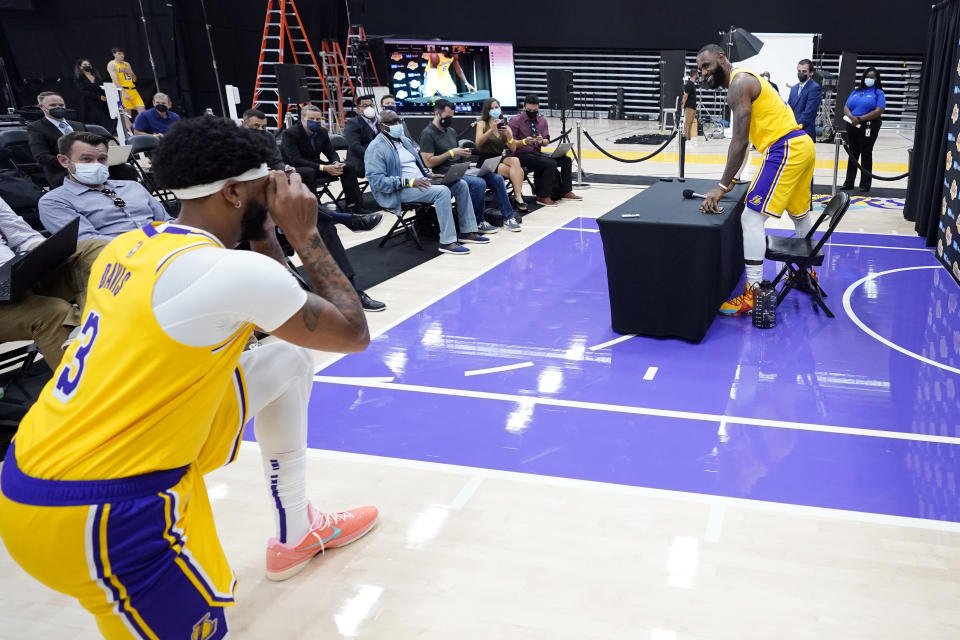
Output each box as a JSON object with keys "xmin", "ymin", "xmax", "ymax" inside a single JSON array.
[{"xmin": 267, "ymin": 171, "xmax": 370, "ymax": 352}]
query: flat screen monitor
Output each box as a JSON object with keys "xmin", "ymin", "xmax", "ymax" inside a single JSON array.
[{"xmin": 382, "ymin": 39, "xmax": 517, "ymax": 113}]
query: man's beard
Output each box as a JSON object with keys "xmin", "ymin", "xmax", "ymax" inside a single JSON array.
[
  {"xmin": 706, "ymin": 66, "xmax": 727, "ymax": 90},
  {"xmin": 239, "ymin": 199, "xmax": 269, "ymax": 243}
]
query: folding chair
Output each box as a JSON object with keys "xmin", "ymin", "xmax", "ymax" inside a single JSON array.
[
  {"xmin": 127, "ymin": 134, "xmax": 180, "ymax": 215},
  {"xmin": 0, "ymin": 128, "xmax": 48, "ymax": 189},
  {"xmin": 84, "ymin": 124, "xmax": 116, "ymax": 141},
  {"xmin": 765, "ymin": 191, "xmax": 851, "ymax": 318},
  {"xmin": 378, "ymin": 202, "xmax": 430, "ymax": 250},
  {"xmin": 0, "ymin": 343, "xmax": 40, "ymax": 446}
]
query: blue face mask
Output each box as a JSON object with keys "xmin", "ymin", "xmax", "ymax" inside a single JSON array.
[
  {"xmin": 306, "ymin": 120, "xmax": 324, "ymax": 132},
  {"xmin": 388, "ymin": 124, "xmax": 404, "ymax": 138},
  {"xmin": 489, "ymin": 108, "xmax": 502, "ymax": 119},
  {"xmin": 864, "ymin": 78, "xmax": 875, "ymax": 88},
  {"xmin": 382, "ymin": 105, "xmax": 397, "ymax": 112}
]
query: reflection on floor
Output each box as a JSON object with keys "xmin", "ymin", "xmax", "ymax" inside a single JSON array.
[{"xmin": 301, "ymin": 218, "xmax": 959, "ymax": 522}]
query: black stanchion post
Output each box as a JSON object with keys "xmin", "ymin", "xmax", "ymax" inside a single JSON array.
[{"xmin": 678, "ymin": 119, "xmax": 686, "ymax": 178}]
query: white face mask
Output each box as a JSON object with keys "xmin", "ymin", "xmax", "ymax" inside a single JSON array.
[
  {"xmin": 362, "ymin": 106, "xmax": 376, "ymax": 119},
  {"xmin": 71, "ymin": 162, "xmax": 110, "ymax": 186}
]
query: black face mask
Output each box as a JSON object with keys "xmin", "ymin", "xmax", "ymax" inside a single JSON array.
[
  {"xmin": 239, "ymin": 197, "xmax": 270, "ymax": 243},
  {"xmin": 797, "ymin": 72, "xmax": 809, "ymax": 83},
  {"xmin": 525, "ymin": 109, "xmax": 538, "ymax": 120},
  {"xmin": 438, "ymin": 115, "xmax": 454, "ymax": 128},
  {"xmin": 81, "ymin": 65, "xmax": 93, "ymax": 72},
  {"xmin": 155, "ymin": 104, "xmax": 169, "ymax": 113},
  {"xmin": 48, "ymin": 107, "xmax": 66, "ymax": 119}
]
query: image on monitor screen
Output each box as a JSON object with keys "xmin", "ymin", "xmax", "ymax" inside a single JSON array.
[{"xmin": 383, "ymin": 40, "xmax": 516, "ymax": 113}]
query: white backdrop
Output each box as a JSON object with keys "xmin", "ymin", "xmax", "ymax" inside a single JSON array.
[{"xmin": 736, "ymin": 33, "xmax": 815, "ymax": 101}]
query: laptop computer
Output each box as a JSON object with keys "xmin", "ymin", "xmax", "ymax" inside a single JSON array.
[
  {"xmin": 550, "ymin": 143, "xmax": 573, "ymax": 158},
  {"xmin": 0, "ymin": 218, "xmax": 79, "ymax": 303},
  {"xmin": 466, "ymin": 155, "xmax": 503, "ymax": 178},
  {"xmin": 107, "ymin": 145, "xmax": 132, "ymax": 166},
  {"xmin": 430, "ymin": 161, "xmax": 470, "ymax": 185}
]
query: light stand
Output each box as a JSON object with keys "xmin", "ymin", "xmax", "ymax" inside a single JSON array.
[
  {"xmin": 136, "ymin": 0, "xmax": 161, "ymax": 94},
  {"xmin": 198, "ymin": 0, "xmax": 227, "ymax": 116},
  {"xmin": 0, "ymin": 57, "xmax": 16, "ymax": 112}
]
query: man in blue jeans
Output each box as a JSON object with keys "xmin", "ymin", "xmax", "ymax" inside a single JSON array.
[
  {"xmin": 365, "ymin": 110, "xmax": 490, "ymax": 255},
  {"xmin": 418, "ymin": 99, "xmax": 520, "ymax": 232}
]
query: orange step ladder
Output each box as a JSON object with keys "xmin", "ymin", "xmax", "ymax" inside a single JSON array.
[{"xmin": 251, "ymin": 0, "xmax": 331, "ymax": 127}]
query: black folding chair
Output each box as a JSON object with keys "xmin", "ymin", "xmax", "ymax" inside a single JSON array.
[
  {"xmin": 84, "ymin": 123, "xmax": 116, "ymax": 141},
  {"xmin": 127, "ymin": 134, "xmax": 180, "ymax": 215},
  {"xmin": 379, "ymin": 202, "xmax": 430, "ymax": 250},
  {"xmin": 765, "ymin": 191, "xmax": 851, "ymax": 318},
  {"xmin": 0, "ymin": 128, "xmax": 48, "ymax": 189}
]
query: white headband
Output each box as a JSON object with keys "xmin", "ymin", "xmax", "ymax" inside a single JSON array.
[{"xmin": 170, "ymin": 163, "xmax": 269, "ymax": 200}]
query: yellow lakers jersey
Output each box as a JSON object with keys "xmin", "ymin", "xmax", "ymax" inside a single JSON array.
[
  {"xmin": 110, "ymin": 60, "xmax": 136, "ymax": 88},
  {"xmin": 428, "ymin": 54, "xmax": 454, "ymax": 74},
  {"xmin": 730, "ymin": 68, "xmax": 802, "ymax": 153},
  {"xmin": 14, "ymin": 224, "xmax": 254, "ymax": 481}
]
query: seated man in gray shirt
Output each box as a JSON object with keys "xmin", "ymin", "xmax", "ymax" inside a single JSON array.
[
  {"xmin": 38, "ymin": 132, "xmax": 171, "ymax": 240},
  {"xmin": 0, "ymin": 195, "xmax": 108, "ymax": 368}
]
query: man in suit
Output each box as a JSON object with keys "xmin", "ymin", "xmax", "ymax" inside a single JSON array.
[
  {"xmin": 343, "ymin": 94, "xmax": 379, "ymax": 177},
  {"xmin": 787, "ymin": 59, "xmax": 822, "ymax": 140},
  {"xmin": 281, "ymin": 105, "xmax": 368, "ymax": 214},
  {"xmin": 27, "ymin": 91, "xmax": 137, "ymax": 187}
]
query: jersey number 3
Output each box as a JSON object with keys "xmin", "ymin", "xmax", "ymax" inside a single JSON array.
[{"xmin": 53, "ymin": 310, "xmax": 100, "ymax": 403}]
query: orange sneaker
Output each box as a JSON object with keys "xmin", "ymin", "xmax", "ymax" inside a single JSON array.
[
  {"xmin": 265, "ymin": 502, "xmax": 378, "ymax": 581},
  {"xmin": 719, "ymin": 283, "xmax": 755, "ymax": 316}
]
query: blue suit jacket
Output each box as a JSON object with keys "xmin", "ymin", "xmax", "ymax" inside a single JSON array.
[{"xmin": 788, "ymin": 80, "xmax": 822, "ymax": 139}]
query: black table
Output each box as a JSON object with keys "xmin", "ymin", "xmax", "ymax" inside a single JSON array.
[{"xmin": 596, "ymin": 178, "xmax": 749, "ymax": 342}]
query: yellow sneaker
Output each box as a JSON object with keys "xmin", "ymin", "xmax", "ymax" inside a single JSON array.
[{"xmin": 719, "ymin": 283, "xmax": 755, "ymax": 316}]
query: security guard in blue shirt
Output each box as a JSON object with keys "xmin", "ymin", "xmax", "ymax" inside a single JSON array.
[{"xmin": 842, "ymin": 67, "xmax": 886, "ymax": 192}]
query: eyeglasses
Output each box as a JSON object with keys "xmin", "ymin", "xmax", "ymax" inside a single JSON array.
[{"xmin": 100, "ymin": 187, "xmax": 126, "ymax": 209}]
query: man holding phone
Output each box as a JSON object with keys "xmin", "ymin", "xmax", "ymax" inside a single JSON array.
[
  {"xmin": 508, "ymin": 95, "xmax": 581, "ymax": 207},
  {"xmin": 281, "ymin": 105, "xmax": 369, "ymax": 214}
]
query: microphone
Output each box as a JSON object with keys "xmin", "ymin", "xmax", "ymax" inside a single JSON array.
[{"xmin": 682, "ymin": 188, "xmax": 708, "ymax": 199}]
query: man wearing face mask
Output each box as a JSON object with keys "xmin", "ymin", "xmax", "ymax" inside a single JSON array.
[
  {"xmin": 508, "ymin": 95, "xmax": 582, "ymax": 207},
  {"xmin": 787, "ymin": 59, "xmax": 822, "ymax": 140},
  {"xmin": 27, "ymin": 91, "xmax": 138, "ymax": 187},
  {"xmin": 367, "ymin": 109, "xmax": 485, "ymax": 255},
  {"xmin": 281, "ymin": 105, "xmax": 369, "ymax": 215},
  {"xmin": 133, "ymin": 92, "xmax": 181, "ymax": 137},
  {"xmin": 420, "ymin": 99, "xmax": 515, "ymax": 233},
  {"xmin": 343, "ymin": 95, "xmax": 380, "ymax": 176},
  {"xmin": 38, "ymin": 132, "xmax": 171, "ymax": 241},
  {"xmin": 695, "ymin": 44, "xmax": 815, "ymax": 317}
]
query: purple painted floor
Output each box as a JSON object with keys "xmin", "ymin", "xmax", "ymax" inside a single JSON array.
[{"xmin": 263, "ymin": 219, "xmax": 960, "ymax": 521}]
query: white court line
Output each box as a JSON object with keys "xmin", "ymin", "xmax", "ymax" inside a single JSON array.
[
  {"xmin": 312, "ymin": 376, "xmax": 960, "ymax": 446},
  {"xmin": 588, "ymin": 334, "xmax": 637, "ymax": 351},
  {"xmin": 704, "ymin": 503, "xmax": 725, "ymax": 543},
  {"xmin": 446, "ymin": 476, "xmax": 485, "ymax": 510},
  {"xmin": 825, "ymin": 242, "xmax": 933, "ymax": 252},
  {"xmin": 643, "ymin": 366, "xmax": 658, "ymax": 381},
  {"xmin": 236, "ymin": 442, "xmax": 960, "ymax": 533},
  {"xmin": 464, "ymin": 361, "xmax": 534, "ymax": 377},
  {"xmin": 843, "ymin": 265, "xmax": 960, "ymax": 376},
  {"xmin": 556, "ymin": 227, "xmax": 600, "ymax": 233}
]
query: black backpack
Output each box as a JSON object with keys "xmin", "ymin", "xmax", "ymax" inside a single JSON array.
[{"xmin": 0, "ymin": 169, "xmax": 45, "ymax": 232}]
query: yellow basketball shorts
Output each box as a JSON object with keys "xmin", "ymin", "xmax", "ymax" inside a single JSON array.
[
  {"xmin": 120, "ymin": 87, "xmax": 144, "ymax": 110},
  {"xmin": 0, "ymin": 368, "xmax": 249, "ymax": 640},
  {"xmin": 745, "ymin": 130, "xmax": 816, "ymax": 219}
]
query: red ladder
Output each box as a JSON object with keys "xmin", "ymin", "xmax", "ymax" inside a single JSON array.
[{"xmin": 251, "ymin": 0, "xmax": 330, "ymax": 127}]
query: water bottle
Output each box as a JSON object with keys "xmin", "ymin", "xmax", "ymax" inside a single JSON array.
[{"xmin": 752, "ymin": 280, "xmax": 777, "ymax": 329}]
